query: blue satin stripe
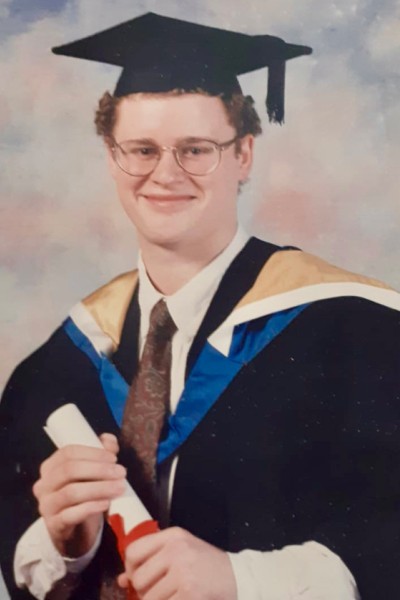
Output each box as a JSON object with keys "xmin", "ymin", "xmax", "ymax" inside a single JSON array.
[
  {"xmin": 98, "ymin": 359, "xmax": 129, "ymax": 427},
  {"xmin": 157, "ymin": 303, "xmax": 309, "ymax": 463},
  {"xmin": 64, "ymin": 318, "xmax": 101, "ymax": 368},
  {"xmin": 229, "ymin": 303, "xmax": 308, "ymax": 362},
  {"xmin": 158, "ymin": 342, "xmax": 243, "ymax": 464},
  {"xmin": 63, "ymin": 318, "xmax": 129, "ymax": 428}
]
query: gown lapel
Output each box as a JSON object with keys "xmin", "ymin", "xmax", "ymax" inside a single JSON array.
[
  {"xmin": 112, "ymin": 286, "xmax": 140, "ymax": 385},
  {"xmin": 112, "ymin": 237, "xmax": 282, "ymax": 386},
  {"xmin": 186, "ymin": 237, "xmax": 281, "ymax": 375}
]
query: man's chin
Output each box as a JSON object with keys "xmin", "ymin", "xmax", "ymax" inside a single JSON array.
[{"xmin": 137, "ymin": 228, "xmax": 192, "ymax": 251}]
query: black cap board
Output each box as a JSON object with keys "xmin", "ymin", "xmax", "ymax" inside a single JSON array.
[{"xmin": 52, "ymin": 12, "xmax": 312, "ymax": 124}]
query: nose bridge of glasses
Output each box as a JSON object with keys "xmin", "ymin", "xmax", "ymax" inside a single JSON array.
[
  {"xmin": 157, "ymin": 146, "xmax": 181, "ymax": 167},
  {"xmin": 148, "ymin": 143, "xmax": 186, "ymax": 180}
]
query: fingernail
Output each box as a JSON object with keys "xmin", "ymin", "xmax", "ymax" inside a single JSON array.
[
  {"xmin": 114, "ymin": 481, "xmax": 126, "ymax": 495},
  {"xmin": 113, "ymin": 464, "xmax": 127, "ymax": 477}
]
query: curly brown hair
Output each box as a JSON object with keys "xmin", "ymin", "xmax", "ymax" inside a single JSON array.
[{"xmin": 94, "ymin": 89, "xmax": 262, "ymax": 152}]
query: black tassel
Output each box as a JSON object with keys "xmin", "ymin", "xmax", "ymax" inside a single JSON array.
[{"xmin": 266, "ymin": 60, "xmax": 285, "ymax": 124}]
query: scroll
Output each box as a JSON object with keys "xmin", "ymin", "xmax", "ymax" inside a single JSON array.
[{"xmin": 44, "ymin": 403, "xmax": 159, "ymax": 599}]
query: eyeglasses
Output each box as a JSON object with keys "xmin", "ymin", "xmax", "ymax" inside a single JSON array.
[{"xmin": 111, "ymin": 136, "xmax": 238, "ymax": 177}]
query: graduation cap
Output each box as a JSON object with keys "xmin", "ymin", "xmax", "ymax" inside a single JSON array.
[{"xmin": 52, "ymin": 12, "xmax": 312, "ymax": 124}]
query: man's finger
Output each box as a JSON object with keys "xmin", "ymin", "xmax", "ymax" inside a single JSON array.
[
  {"xmin": 99, "ymin": 433, "xmax": 119, "ymax": 455},
  {"xmin": 125, "ymin": 530, "xmax": 167, "ymax": 571},
  {"xmin": 34, "ymin": 460, "xmax": 126, "ymax": 496},
  {"xmin": 47, "ymin": 499, "xmax": 110, "ymax": 533},
  {"xmin": 39, "ymin": 444, "xmax": 117, "ymax": 478},
  {"xmin": 38, "ymin": 479, "xmax": 126, "ymax": 517},
  {"xmin": 134, "ymin": 570, "xmax": 177, "ymax": 600},
  {"xmin": 125, "ymin": 528, "xmax": 190, "ymax": 576},
  {"xmin": 117, "ymin": 572, "xmax": 129, "ymax": 589},
  {"xmin": 130, "ymin": 551, "xmax": 168, "ymax": 595}
]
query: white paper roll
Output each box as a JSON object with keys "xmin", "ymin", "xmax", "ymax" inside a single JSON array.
[{"xmin": 44, "ymin": 403, "xmax": 151, "ymax": 532}]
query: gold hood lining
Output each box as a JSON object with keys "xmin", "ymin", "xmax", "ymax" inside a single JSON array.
[
  {"xmin": 236, "ymin": 250, "xmax": 393, "ymax": 310},
  {"xmin": 82, "ymin": 270, "xmax": 138, "ymax": 350}
]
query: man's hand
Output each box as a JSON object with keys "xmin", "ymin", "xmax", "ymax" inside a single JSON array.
[
  {"xmin": 118, "ymin": 527, "xmax": 237, "ymax": 600},
  {"xmin": 32, "ymin": 433, "xmax": 126, "ymax": 558}
]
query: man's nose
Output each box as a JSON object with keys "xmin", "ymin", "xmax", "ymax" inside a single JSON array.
[{"xmin": 150, "ymin": 148, "xmax": 186, "ymax": 184}]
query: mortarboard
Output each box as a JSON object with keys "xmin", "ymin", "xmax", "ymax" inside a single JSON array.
[{"xmin": 52, "ymin": 12, "xmax": 312, "ymax": 124}]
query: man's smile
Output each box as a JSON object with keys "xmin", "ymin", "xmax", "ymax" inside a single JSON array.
[{"xmin": 139, "ymin": 193, "xmax": 198, "ymax": 208}]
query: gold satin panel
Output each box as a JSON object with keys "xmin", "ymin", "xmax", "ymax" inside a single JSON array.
[
  {"xmin": 236, "ymin": 250, "xmax": 393, "ymax": 309},
  {"xmin": 82, "ymin": 270, "xmax": 139, "ymax": 350}
]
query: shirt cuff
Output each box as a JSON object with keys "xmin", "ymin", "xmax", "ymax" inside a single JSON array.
[
  {"xmin": 62, "ymin": 523, "xmax": 103, "ymax": 574},
  {"xmin": 228, "ymin": 541, "xmax": 360, "ymax": 600},
  {"xmin": 14, "ymin": 517, "xmax": 102, "ymax": 599}
]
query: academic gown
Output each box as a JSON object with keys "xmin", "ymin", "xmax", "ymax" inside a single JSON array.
[{"xmin": 1, "ymin": 238, "xmax": 400, "ymax": 599}]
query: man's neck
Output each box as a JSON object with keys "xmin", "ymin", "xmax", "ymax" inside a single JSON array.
[{"xmin": 139, "ymin": 229, "xmax": 237, "ymax": 296}]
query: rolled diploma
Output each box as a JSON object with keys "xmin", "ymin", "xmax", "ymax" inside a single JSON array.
[{"xmin": 44, "ymin": 403, "xmax": 151, "ymax": 533}]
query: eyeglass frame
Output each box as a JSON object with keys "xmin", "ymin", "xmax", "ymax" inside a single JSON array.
[{"xmin": 110, "ymin": 136, "xmax": 240, "ymax": 177}]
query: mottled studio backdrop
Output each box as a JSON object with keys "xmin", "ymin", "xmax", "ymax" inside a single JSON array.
[{"xmin": 0, "ymin": 0, "xmax": 399, "ymax": 391}]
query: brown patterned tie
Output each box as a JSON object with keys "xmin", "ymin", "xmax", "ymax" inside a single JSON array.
[
  {"xmin": 121, "ymin": 298, "xmax": 177, "ymax": 507},
  {"xmin": 100, "ymin": 300, "xmax": 176, "ymax": 599}
]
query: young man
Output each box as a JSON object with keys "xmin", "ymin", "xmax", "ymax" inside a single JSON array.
[{"xmin": 1, "ymin": 12, "xmax": 400, "ymax": 600}]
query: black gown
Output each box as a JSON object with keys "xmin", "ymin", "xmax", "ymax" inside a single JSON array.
[{"xmin": 1, "ymin": 238, "xmax": 400, "ymax": 599}]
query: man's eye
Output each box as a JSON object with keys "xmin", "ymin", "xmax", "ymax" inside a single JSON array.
[
  {"xmin": 122, "ymin": 146, "xmax": 158, "ymax": 157},
  {"xmin": 138, "ymin": 147, "xmax": 158, "ymax": 156},
  {"xmin": 180, "ymin": 144, "xmax": 213, "ymax": 157}
]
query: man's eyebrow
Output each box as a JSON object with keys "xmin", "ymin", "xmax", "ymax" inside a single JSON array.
[
  {"xmin": 179, "ymin": 136, "xmax": 211, "ymax": 143},
  {"xmin": 117, "ymin": 136, "xmax": 213, "ymax": 145},
  {"xmin": 119, "ymin": 137, "xmax": 157, "ymax": 145}
]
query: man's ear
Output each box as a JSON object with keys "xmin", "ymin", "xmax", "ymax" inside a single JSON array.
[
  {"xmin": 105, "ymin": 141, "xmax": 118, "ymax": 179},
  {"xmin": 237, "ymin": 134, "xmax": 254, "ymax": 182}
]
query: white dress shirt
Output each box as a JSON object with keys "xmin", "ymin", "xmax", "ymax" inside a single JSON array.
[{"xmin": 14, "ymin": 226, "xmax": 359, "ymax": 600}]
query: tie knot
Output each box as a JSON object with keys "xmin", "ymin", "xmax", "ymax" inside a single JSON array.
[{"xmin": 148, "ymin": 299, "xmax": 177, "ymax": 341}]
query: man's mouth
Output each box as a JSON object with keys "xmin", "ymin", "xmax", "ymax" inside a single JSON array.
[
  {"xmin": 139, "ymin": 194, "xmax": 198, "ymax": 210},
  {"xmin": 142, "ymin": 194, "xmax": 196, "ymax": 202}
]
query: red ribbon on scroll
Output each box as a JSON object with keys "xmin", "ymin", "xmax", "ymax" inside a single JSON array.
[{"xmin": 108, "ymin": 514, "xmax": 160, "ymax": 600}]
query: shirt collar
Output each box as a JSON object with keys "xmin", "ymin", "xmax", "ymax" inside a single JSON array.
[{"xmin": 138, "ymin": 226, "xmax": 250, "ymax": 342}]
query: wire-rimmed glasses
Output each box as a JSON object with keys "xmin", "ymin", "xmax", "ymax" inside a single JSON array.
[{"xmin": 111, "ymin": 136, "xmax": 238, "ymax": 177}]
